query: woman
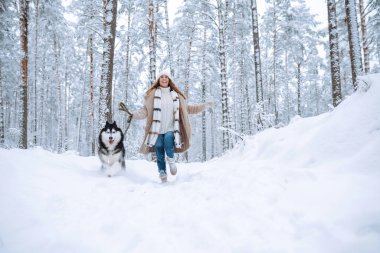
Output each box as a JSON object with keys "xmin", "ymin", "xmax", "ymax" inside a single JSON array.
[{"xmin": 131, "ymin": 70, "xmax": 213, "ymax": 182}]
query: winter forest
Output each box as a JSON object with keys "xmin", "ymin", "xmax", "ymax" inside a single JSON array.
[{"xmin": 0, "ymin": 0, "xmax": 379, "ymax": 161}]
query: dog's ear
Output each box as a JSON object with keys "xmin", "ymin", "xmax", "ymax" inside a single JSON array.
[
  {"xmin": 113, "ymin": 121, "xmax": 117, "ymax": 127},
  {"xmin": 105, "ymin": 121, "xmax": 110, "ymax": 127}
]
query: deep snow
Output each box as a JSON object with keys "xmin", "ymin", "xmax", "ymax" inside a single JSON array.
[{"xmin": 1, "ymin": 74, "xmax": 380, "ymax": 253}]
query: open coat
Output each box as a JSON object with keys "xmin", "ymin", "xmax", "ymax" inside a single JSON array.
[{"xmin": 132, "ymin": 89, "xmax": 207, "ymax": 154}]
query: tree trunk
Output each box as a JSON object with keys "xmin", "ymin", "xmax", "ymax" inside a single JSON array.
[
  {"xmin": 327, "ymin": 0, "xmax": 342, "ymax": 107},
  {"xmin": 251, "ymin": 0, "xmax": 263, "ymax": 103},
  {"xmin": 41, "ymin": 52, "xmax": 47, "ymax": 148},
  {"xmin": 377, "ymin": 38, "xmax": 380, "ymax": 68},
  {"xmin": 77, "ymin": 39, "xmax": 90, "ymax": 153},
  {"xmin": 184, "ymin": 28, "xmax": 194, "ymax": 97},
  {"xmin": 244, "ymin": 76, "xmax": 252, "ymax": 135},
  {"xmin": 271, "ymin": 1, "xmax": 278, "ymax": 124},
  {"xmin": 359, "ymin": 0, "xmax": 370, "ymax": 73},
  {"xmin": 54, "ymin": 33, "xmax": 63, "ymax": 152},
  {"xmin": 89, "ymin": 35, "xmax": 95, "ymax": 155},
  {"xmin": 0, "ymin": 63, "xmax": 4, "ymax": 146},
  {"xmin": 64, "ymin": 63, "xmax": 68, "ymax": 151},
  {"xmin": 217, "ymin": 0, "xmax": 230, "ymax": 152},
  {"xmin": 345, "ymin": 0, "xmax": 363, "ymax": 90},
  {"xmin": 238, "ymin": 39, "xmax": 245, "ymax": 135},
  {"xmin": 164, "ymin": 0, "xmax": 174, "ymax": 77},
  {"xmin": 209, "ymin": 83, "xmax": 216, "ymax": 159},
  {"xmin": 124, "ymin": 5, "xmax": 131, "ymax": 136},
  {"xmin": 201, "ymin": 27, "xmax": 207, "ymax": 162},
  {"xmin": 297, "ymin": 63, "xmax": 301, "ymax": 116},
  {"xmin": 33, "ymin": 0, "xmax": 39, "ymax": 145},
  {"xmin": 183, "ymin": 27, "xmax": 195, "ymax": 162},
  {"xmin": 100, "ymin": 0, "xmax": 117, "ymax": 123},
  {"xmin": 148, "ymin": 0, "xmax": 156, "ymax": 86},
  {"xmin": 19, "ymin": 0, "xmax": 29, "ymax": 149}
]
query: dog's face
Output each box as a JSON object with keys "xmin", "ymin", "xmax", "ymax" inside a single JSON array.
[{"xmin": 100, "ymin": 121, "xmax": 123, "ymax": 150}]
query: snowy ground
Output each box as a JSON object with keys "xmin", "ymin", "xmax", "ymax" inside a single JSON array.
[{"xmin": 1, "ymin": 74, "xmax": 380, "ymax": 253}]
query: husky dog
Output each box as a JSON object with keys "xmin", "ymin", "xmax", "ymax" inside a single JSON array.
[{"xmin": 98, "ymin": 121, "xmax": 125, "ymax": 177}]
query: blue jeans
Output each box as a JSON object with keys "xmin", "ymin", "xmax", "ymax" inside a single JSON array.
[{"xmin": 154, "ymin": 131, "xmax": 175, "ymax": 173}]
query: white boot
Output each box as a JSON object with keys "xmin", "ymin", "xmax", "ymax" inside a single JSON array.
[{"xmin": 167, "ymin": 157, "xmax": 177, "ymax": 176}]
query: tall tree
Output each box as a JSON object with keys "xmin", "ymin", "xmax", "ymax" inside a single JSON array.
[
  {"xmin": 54, "ymin": 33, "xmax": 63, "ymax": 152},
  {"xmin": 32, "ymin": 0, "xmax": 39, "ymax": 145},
  {"xmin": 359, "ymin": 0, "xmax": 370, "ymax": 73},
  {"xmin": 88, "ymin": 35, "xmax": 95, "ymax": 154},
  {"xmin": 0, "ymin": 1, "xmax": 4, "ymax": 146},
  {"xmin": 217, "ymin": 0, "xmax": 230, "ymax": 152},
  {"xmin": 100, "ymin": 0, "xmax": 118, "ymax": 124},
  {"xmin": 345, "ymin": 0, "xmax": 363, "ymax": 90},
  {"xmin": 19, "ymin": 0, "xmax": 29, "ymax": 149},
  {"xmin": 367, "ymin": 0, "xmax": 380, "ymax": 68},
  {"xmin": 123, "ymin": 2, "xmax": 132, "ymax": 139},
  {"xmin": 250, "ymin": 0, "xmax": 263, "ymax": 104},
  {"xmin": 251, "ymin": 0, "xmax": 265, "ymax": 129},
  {"xmin": 148, "ymin": 0, "xmax": 156, "ymax": 85},
  {"xmin": 201, "ymin": 26, "xmax": 207, "ymax": 162},
  {"xmin": 164, "ymin": 0, "xmax": 174, "ymax": 77},
  {"xmin": 327, "ymin": 0, "xmax": 342, "ymax": 107},
  {"xmin": 270, "ymin": 0, "xmax": 279, "ymax": 121}
]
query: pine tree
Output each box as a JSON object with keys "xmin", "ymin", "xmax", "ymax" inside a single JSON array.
[
  {"xmin": 164, "ymin": 0, "xmax": 174, "ymax": 77},
  {"xmin": 0, "ymin": 62, "xmax": 3, "ymax": 146},
  {"xmin": 148, "ymin": 0, "xmax": 156, "ymax": 86},
  {"xmin": 88, "ymin": 35, "xmax": 95, "ymax": 155},
  {"xmin": 359, "ymin": 0, "xmax": 370, "ymax": 73},
  {"xmin": 367, "ymin": 0, "xmax": 380, "ymax": 69},
  {"xmin": 32, "ymin": 0, "xmax": 39, "ymax": 146},
  {"xmin": 327, "ymin": 0, "xmax": 342, "ymax": 107},
  {"xmin": 201, "ymin": 26, "xmax": 207, "ymax": 162},
  {"xmin": 0, "ymin": 1, "xmax": 4, "ymax": 146},
  {"xmin": 345, "ymin": 0, "xmax": 363, "ymax": 90},
  {"xmin": 19, "ymin": 0, "xmax": 29, "ymax": 149},
  {"xmin": 217, "ymin": 0, "xmax": 230, "ymax": 152},
  {"xmin": 251, "ymin": 0, "xmax": 264, "ymax": 128}
]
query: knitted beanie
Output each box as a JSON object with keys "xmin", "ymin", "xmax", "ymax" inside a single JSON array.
[{"xmin": 156, "ymin": 69, "xmax": 172, "ymax": 80}]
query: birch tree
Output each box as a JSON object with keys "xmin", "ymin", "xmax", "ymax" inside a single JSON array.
[
  {"xmin": 217, "ymin": 0, "xmax": 230, "ymax": 152},
  {"xmin": 270, "ymin": 0, "xmax": 279, "ymax": 122},
  {"xmin": 345, "ymin": 0, "xmax": 363, "ymax": 90},
  {"xmin": 359, "ymin": 0, "xmax": 370, "ymax": 73},
  {"xmin": 19, "ymin": 0, "xmax": 29, "ymax": 149},
  {"xmin": 87, "ymin": 35, "xmax": 95, "ymax": 154},
  {"xmin": 148, "ymin": 0, "xmax": 156, "ymax": 85},
  {"xmin": 327, "ymin": 0, "xmax": 342, "ymax": 107},
  {"xmin": 100, "ymin": 0, "xmax": 118, "ymax": 123},
  {"xmin": 54, "ymin": 33, "xmax": 63, "ymax": 152},
  {"xmin": 0, "ymin": 1, "xmax": 4, "ymax": 146},
  {"xmin": 367, "ymin": 0, "xmax": 380, "ymax": 68},
  {"xmin": 250, "ymin": 0, "xmax": 264, "ymax": 118},
  {"xmin": 123, "ymin": 2, "xmax": 132, "ymax": 135},
  {"xmin": 32, "ymin": 0, "xmax": 39, "ymax": 145},
  {"xmin": 164, "ymin": 0, "xmax": 174, "ymax": 77},
  {"xmin": 201, "ymin": 26, "xmax": 207, "ymax": 162}
]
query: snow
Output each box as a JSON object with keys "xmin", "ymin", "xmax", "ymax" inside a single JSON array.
[{"xmin": 1, "ymin": 74, "xmax": 380, "ymax": 252}]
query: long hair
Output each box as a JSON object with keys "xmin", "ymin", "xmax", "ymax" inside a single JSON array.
[{"xmin": 146, "ymin": 77, "xmax": 186, "ymax": 99}]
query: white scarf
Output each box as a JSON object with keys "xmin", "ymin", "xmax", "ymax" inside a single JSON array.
[{"xmin": 145, "ymin": 87, "xmax": 182, "ymax": 148}]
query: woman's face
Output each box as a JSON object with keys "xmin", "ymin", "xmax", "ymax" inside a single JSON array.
[{"xmin": 159, "ymin": 75, "xmax": 169, "ymax": 87}]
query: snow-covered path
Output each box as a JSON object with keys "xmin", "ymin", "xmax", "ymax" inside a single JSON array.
[{"xmin": 1, "ymin": 74, "xmax": 380, "ymax": 253}]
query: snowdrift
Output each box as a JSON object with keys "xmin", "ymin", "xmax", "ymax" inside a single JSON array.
[{"xmin": 1, "ymin": 74, "xmax": 379, "ymax": 253}]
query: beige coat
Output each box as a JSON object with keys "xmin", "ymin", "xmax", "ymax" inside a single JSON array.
[{"xmin": 132, "ymin": 89, "xmax": 207, "ymax": 154}]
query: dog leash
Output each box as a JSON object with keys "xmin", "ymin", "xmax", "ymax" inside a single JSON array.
[{"xmin": 118, "ymin": 102, "xmax": 133, "ymax": 136}]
